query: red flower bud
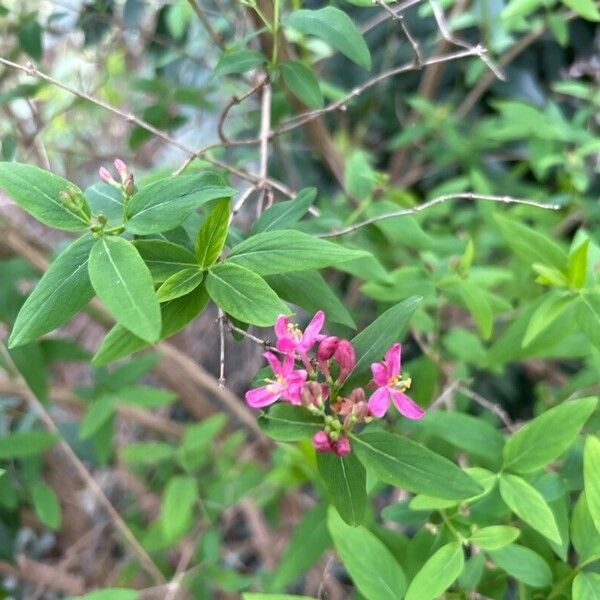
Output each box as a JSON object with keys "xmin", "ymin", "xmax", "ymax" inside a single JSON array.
[
  {"xmin": 334, "ymin": 339, "xmax": 356, "ymax": 382},
  {"xmin": 317, "ymin": 336, "xmax": 339, "ymax": 378},
  {"xmin": 333, "ymin": 435, "xmax": 351, "ymax": 456},
  {"xmin": 312, "ymin": 431, "xmax": 332, "ymax": 453}
]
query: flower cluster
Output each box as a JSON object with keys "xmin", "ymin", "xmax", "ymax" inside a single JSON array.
[
  {"xmin": 99, "ymin": 158, "xmax": 134, "ymax": 196},
  {"xmin": 245, "ymin": 311, "xmax": 424, "ymax": 456}
]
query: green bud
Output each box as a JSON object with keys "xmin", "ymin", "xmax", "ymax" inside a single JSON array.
[
  {"xmin": 97, "ymin": 213, "xmax": 107, "ymax": 225},
  {"xmin": 329, "ymin": 430, "xmax": 339, "ymax": 442},
  {"xmin": 90, "ymin": 224, "xmax": 102, "ymax": 233},
  {"xmin": 123, "ymin": 174, "xmax": 135, "ymax": 196}
]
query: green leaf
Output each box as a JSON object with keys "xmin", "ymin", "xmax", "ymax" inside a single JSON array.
[
  {"xmin": 499, "ymin": 473, "xmax": 561, "ymax": 544},
  {"xmin": 344, "ymin": 151, "xmax": 375, "ymax": 200},
  {"xmin": 327, "ymin": 507, "xmax": 406, "ymax": 600},
  {"xmin": 243, "ymin": 595, "xmax": 314, "ymax": 600},
  {"xmin": 469, "ymin": 526, "xmax": 520, "ymax": 550},
  {"xmin": 126, "ymin": 173, "xmax": 234, "ymax": 234},
  {"xmin": 502, "ymin": 0, "xmax": 545, "ymax": 21},
  {"xmin": 251, "ymin": 188, "xmax": 316, "ymax": 234},
  {"xmin": 572, "ymin": 493, "xmax": 600, "ymax": 561},
  {"xmin": 227, "ymin": 229, "xmax": 367, "ymax": 276},
  {"xmin": 121, "ymin": 442, "xmax": 175, "ymax": 464},
  {"xmin": 575, "ymin": 293, "xmax": 600, "ymax": 349},
  {"xmin": 18, "ymin": 17, "xmax": 42, "ymax": 60},
  {"xmin": 258, "ymin": 404, "xmax": 323, "ymax": 441},
  {"xmin": 573, "ymin": 572, "xmax": 600, "ymax": 599},
  {"xmin": 351, "ymin": 431, "xmax": 482, "ymax": 500},
  {"xmin": 405, "ymin": 542, "xmax": 464, "ymax": 600},
  {"xmin": 269, "ymin": 504, "xmax": 329, "ymax": 591},
  {"xmin": 420, "ymin": 411, "xmax": 504, "ymax": 463},
  {"xmin": 502, "ymin": 396, "xmax": 597, "ymax": 473},
  {"xmin": 79, "ymin": 397, "xmax": 116, "ymax": 439},
  {"xmin": 494, "ymin": 214, "xmax": 568, "ymax": 271},
  {"xmin": 88, "ymin": 236, "xmax": 161, "ymax": 343},
  {"xmin": 265, "ymin": 271, "xmax": 355, "ymax": 328},
  {"xmin": 280, "ymin": 61, "xmax": 324, "ymax": 108},
  {"xmin": 317, "ymin": 451, "xmax": 366, "ymax": 526},
  {"xmin": 9, "ymin": 235, "xmax": 95, "ymax": 348},
  {"xmin": 206, "ymin": 262, "xmax": 290, "ymax": 326},
  {"xmin": 9, "ymin": 343, "xmax": 47, "ymax": 400},
  {"xmin": 487, "ymin": 544, "xmax": 552, "ymax": 588},
  {"xmin": 522, "ymin": 292, "xmax": 573, "ymax": 347},
  {"xmin": 117, "ymin": 386, "xmax": 177, "ymax": 408},
  {"xmin": 177, "ymin": 415, "xmax": 227, "ymax": 470},
  {"xmin": 71, "ymin": 590, "xmax": 138, "ymax": 600},
  {"xmin": 457, "ymin": 280, "xmax": 493, "ymax": 339},
  {"xmin": 160, "ymin": 475, "xmax": 198, "ymax": 542},
  {"xmin": 85, "ymin": 183, "xmax": 124, "ymax": 226},
  {"xmin": 284, "ymin": 7, "xmax": 371, "ymax": 69},
  {"xmin": 584, "ymin": 435, "xmax": 600, "ymax": 534},
  {"xmin": 31, "ymin": 482, "xmax": 61, "ymax": 530},
  {"xmin": 562, "ymin": 0, "xmax": 600, "ymax": 20},
  {"xmin": 92, "ymin": 286, "xmax": 209, "ymax": 365},
  {"xmin": 195, "ymin": 198, "xmax": 230, "ymax": 267},
  {"xmin": 0, "ymin": 162, "xmax": 90, "ymax": 231},
  {"xmin": 134, "ymin": 240, "xmax": 197, "ymax": 283},
  {"xmin": 568, "ymin": 240, "xmax": 589, "ymax": 288},
  {"xmin": 157, "ymin": 267, "xmax": 203, "ymax": 302},
  {"xmin": 0, "ymin": 431, "xmax": 57, "ymax": 459},
  {"xmin": 215, "ymin": 47, "xmax": 266, "ymax": 76},
  {"xmin": 343, "ymin": 296, "xmax": 421, "ymax": 390}
]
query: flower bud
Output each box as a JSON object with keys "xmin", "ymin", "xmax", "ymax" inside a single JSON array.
[
  {"xmin": 317, "ymin": 336, "xmax": 339, "ymax": 378},
  {"xmin": 113, "ymin": 158, "xmax": 128, "ymax": 181},
  {"xmin": 97, "ymin": 213, "xmax": 107, "ymax": 225},
  {"xmin": 333, "ymin": 435, "xmax": 351, "ymax": 457},
  {"xmin": 301, "ymin": 381, "xmax": 324, "ymax": 408},
  {"xmin": 99, "ymin": 166, "xmax": 117, "ymax": 185},
  {"xmin": 123, "ymin": 173, "xmax": 135, "ymax": 196},
  {"xmin": 312, "ymin": 431, "xmax": 332, "ymax": 453},
  {"xmin": 334, "ymin": 339, "xmax": 356, "ymax": 382}
]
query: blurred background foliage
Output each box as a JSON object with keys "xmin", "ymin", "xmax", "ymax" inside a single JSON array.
[{"xmin": 0, "ymin": 0, "xmax": 599, "ymax": 598}]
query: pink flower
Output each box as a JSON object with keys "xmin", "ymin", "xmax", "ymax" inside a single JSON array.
[
  {"xmin": 275, "ymin": 311, "xmax": 325, "ymax": 355},
  {"xmin": 99, "ymin": 166, "xmax": 117, "ymax": 186},
  {"xmin": 333, "ymin": 435, "xmax": 351, "ymax": 456},
  {"xmin": 113, "ymin": 158, "xmax": 128, "ymax": 182},
  {"xmin": 245, "ymin": 352, "xmax": 307, "ymax": 408},
  {"xmin": 312, "ymin": 431, "xmax": 332, "ymax": 453},
  {"xmin": 368, "ymin": 343, "xmax": 424, "ymax": 419}
]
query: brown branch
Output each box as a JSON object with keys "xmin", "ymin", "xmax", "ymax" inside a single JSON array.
[
  {"xmin": 186, "ymin": 0, "xmax": 225, "ymax": 49},
  {"xmin": 457, "ymin": 385, "xmax": 515, "ymax": 432},
  {"xmin": 0, "ymin": 342, "xmax": 166, "ymax": 585},
  {"xmin": 319, "ymin": 192, "xmax": 561, "ymax": 237}
]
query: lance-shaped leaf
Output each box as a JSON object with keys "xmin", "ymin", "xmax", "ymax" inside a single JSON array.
[
  {"xmin": 317, "ymin": 451, "xmax": 366, "ymax": 526},
  {"xmin": 281, "ymin": 61, "xmax": 324, "ymax": 108},
  {"xmin": 487, "ymin": 544, "xmax": 552, "ymax": 588},
  {"xmin": 258, "ymin": 404, "xmax": 322, "ymax": 441},
  {"xmin": 227, "ymin": 229, "xmax": 368, "ymax": 276},
  {"xmin": 205, "ymin": 262, "xmax": 290, "ymax": 326},
  {"xmin": 9, "ymin": 234, "xmax": 95, "ymax": 348},
  {"xmin": 157, "ymin": 268, "xmax": 203, "ymax": 302},
  {"xmin": 126, "ymin": 173, "xmax": 234, "ymax": 234},
  {"xmin": 88, "ymin": 236, "xmax": 161, "ymax": 342},
  {"xmin": 351, "ymin": 431, "xmax": 482, "ymax": 499},
  {"xmin": 251, "ymin": 188, "xmax": 316, "ymax": 234},
  {"xmin": 584, "ymin": 435, "xmax": 600, "ymax": 534},
  {"xmin": 134, "ymin": 239, "xmax": 197, "ymax": 283},
  {"xmin": 0, "ymin": 162, "xmax": 90, "ymax": 231},
  {"xmin": 195, "ymin": 198, "xmax": 230, "ymax": 267}
]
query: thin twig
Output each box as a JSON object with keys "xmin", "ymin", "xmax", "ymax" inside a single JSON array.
[
  {"xmin": 0, "ymin": 341, "xmax": 166, "ymax": 585},
  {"xmin": 319, "ymin": 192, "xmax": 562, "ymax": 238},
  {"xmin": 457, "ymin": 385, "xmax": 515, "ymax": 431},
  {"xmin": 226, "ymin": 319, "xmax": 276, "ymax": 351},
  {"xmin": 218, "ymin": 308, "xmax": 226, "ymax": 388},
  {"xmin": 0, "ymin": 57, "xmax": 294, "ymax": 198},
  {"xmin": 428, "ymin": 0, "xmax": 505, "ymax": 81},
  {"xmin": 372, "ymin": 0, "xmax": 422, "ymax": 65},
  {"xmin": 186, "ymin": 0, "xmax": 225, "ymax": 48}
]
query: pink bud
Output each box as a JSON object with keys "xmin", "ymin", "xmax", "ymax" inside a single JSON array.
[
  {"xmin": 301, "ymin": 381, "xmax": 325, "ymax": 407},
  {"xmin": 317, "ymin": 336, "xmax": 339, "ymax": 378},
  {"xmin": 333, "ymin": 435, "xmax": 351, "ymax": 456},
  {"xmin": 113, "ymin": 158, "xmax": 128, "ymax": 181},
  {"xmin": 334, "ymin": 339, "xmax": 356, "ymax": 382},
  {"xmin": 312, "ymin": 431, "xmax": 332, "ymax": 453},
  {"xmin": 99, "ymin": 166, "xmax": 115, "ymax": 185}
]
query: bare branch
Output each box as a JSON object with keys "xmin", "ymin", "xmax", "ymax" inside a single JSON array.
[
  {"xmin": 319, "ymin": 192, "xmax": 562, "ymax": 238},
  {"xmin": 186, "ymin": 0, "xmax": 225, "ymax": 49},
  {"xmin": 218, "ymin": 308, "xmax": 226, "ymax": 388},
  {"xmin": 457, "ymin": 385, "xmax": 515, "ymax": 432},
  {"xmin": 372, "ymin": 0, "xmax": 422, "ymax": 65}
]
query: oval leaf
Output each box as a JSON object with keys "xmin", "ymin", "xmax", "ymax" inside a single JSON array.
[
  {"xmin": 134, "ymin": 239, "xmax": 197, "ymax": 283},
  {"xmin": 88, "ymin": 236, "xmax": 161, "ymax": 343},
  {"xmin": 281, "ymin": 61, "xmax": 324, "ymax": 108},
  {"xmin": 584, "ymin": 435, "xmax": 600, "ymax": 534},
  {"xmin": 157, "ymin": 268, "xmax": 203, "ymax": 302},
  {"xmin": 470, "ymin": 526, "xmax": 520, "ymax": 550},
  {"xmin": 258, "ymin": 404, "xmax": 323, "ymax": 441},
  {"xmin": 31, "ymin": 482, "xmax": 61, "ymax": 530},
  {"xmin": 487, "ymin": 544, "xmax": 552, "ymax": 588},
  {"xmin": 195, "ymin": 197, "xmax": 230, "ymax": 267}
]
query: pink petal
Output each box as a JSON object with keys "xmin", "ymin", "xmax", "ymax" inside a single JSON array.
[
  {"xmin": 385, "ymin": 343, "xmax": 401, "ymax": 377},
  {"xmin": 368, "ymin": 387, "xmax": 391, "ymax": 418},
  {"xmin": 276, "ymin": 337, "xmax": 297, "ymax": 353},
  {"xmin": 391, "ymin": 390, "xmax": 424, "ymax": 420},
  {"xmin": 274, "ymin": 315, "xmax": 289, "ymax": 339},
  {"xmin": 282, "ymin": 352, "xmax": 297, "ymax": 374},
  {"xmin": 300, "ymin": 310, "xmax": 325, "ymax": 350},
  {"xmin": 263, "ymin": 351, "xmax": 283, "ymax": 375},
  {"xmin": 245, "ymin": 385, "xmax": 279, "ymax": 408},
  {"xmin": 371, "ymin": 362, "xmax": 389, "ymax": 387}
]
